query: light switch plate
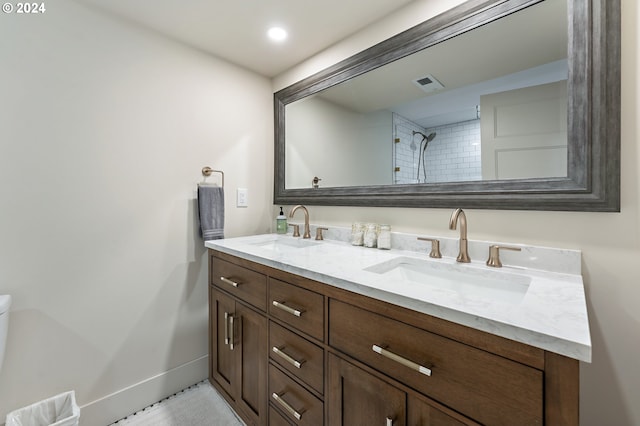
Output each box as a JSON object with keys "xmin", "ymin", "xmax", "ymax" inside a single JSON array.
[{"xmin": 236, "ymin": 188, "xmax": 248, "ymax": 207}]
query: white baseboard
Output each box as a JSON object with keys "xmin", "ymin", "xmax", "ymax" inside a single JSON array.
[{"xmin": 79, "ymin": 356, "xmax": 209, "ymax": 426}]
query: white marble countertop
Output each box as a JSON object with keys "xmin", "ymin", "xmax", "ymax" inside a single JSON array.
[{"xmin": 205, "ymin": 232, "xmax": 591, "ymax": 362}]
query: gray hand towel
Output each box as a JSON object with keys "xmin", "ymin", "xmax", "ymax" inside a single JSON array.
[{"xmin": 198, "ymin": 185, "xmax": 224, "ymax": 240}]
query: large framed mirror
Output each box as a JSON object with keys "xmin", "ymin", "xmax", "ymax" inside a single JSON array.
[{"xmin": 274, "ymin": 0, "xmax": 620, "ymax": 211}]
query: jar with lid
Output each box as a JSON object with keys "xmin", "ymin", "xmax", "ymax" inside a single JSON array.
[
  {"xmin": 363, "ymin": 223, "xmax": 378, "ymax": 248},
  {"xmin": 351, "ymin": 222, "xmax": 365, "ymax": 246},
  {"xmin": 377, "ymin": 224, "xmax": 391, "ymax": 250}
]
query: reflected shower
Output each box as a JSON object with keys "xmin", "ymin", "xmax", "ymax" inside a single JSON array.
[{"xmin": 412, "ymin": 131, "xmax": 436, "ymax": 182}]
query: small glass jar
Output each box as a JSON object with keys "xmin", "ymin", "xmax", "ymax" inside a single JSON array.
[
  {"xmin": 377, "ymin": 224, "xmax": 391, "ymax": 250},
  {"xmin": 363, "ymin": 223, "xmax": 378, "ymax": 248},
  {"xmin": 350, "ymin": 222, "xmax": 365, "ymax": 246}
]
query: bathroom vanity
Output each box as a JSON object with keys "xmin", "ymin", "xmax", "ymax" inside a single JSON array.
[{"xmin": 206, "ymin": 233, "xmax": 590, "ymax": 426}]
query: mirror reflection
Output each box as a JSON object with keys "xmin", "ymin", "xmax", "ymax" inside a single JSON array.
[{"xmin": 285, "ymin": 0, "xmax": 567, "ymax": 189}]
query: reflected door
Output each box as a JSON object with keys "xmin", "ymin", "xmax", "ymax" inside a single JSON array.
[{"xmin": 480, "ymin": 80, "xmax": 567, "ymax": 180}]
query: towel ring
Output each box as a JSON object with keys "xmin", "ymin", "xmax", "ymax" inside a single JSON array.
[{"xmin": 202, "ymin": 166, "xmax": 224, "ymax": 188}]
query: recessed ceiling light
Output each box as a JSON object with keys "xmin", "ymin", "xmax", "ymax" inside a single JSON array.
[{"xmin": 267, "ymin": 27, "xmax": 287, "ymax": 42}]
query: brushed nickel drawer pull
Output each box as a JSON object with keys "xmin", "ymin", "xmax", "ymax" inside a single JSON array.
[
  {"xmin": 220, "ymin": 276, "xmax": 240, "ymax": 287},
  {"xmin": 271, "ymin": 392, "xmax": 302, "ymax": 420},
  {"xmin": 372, "ymin": 344, "xmax": 432, "ymax": 377},
  {"xmin": 272, "ymin": 300, "xmax": 304, "ymax": 317},
  {"xmin": 386, "ymin": 417, "xmax": 394, "ymax": 426},
  {"xmin": 229, "ymin": 315, "xmax": 235, "ymax": 351},
  {"xmin": 224, "ymin": 312, "xmax": 230, "ymax": 345},
  {"xmin": 272, "ymin": 346, "xmax": 305, "ymax": 369}
]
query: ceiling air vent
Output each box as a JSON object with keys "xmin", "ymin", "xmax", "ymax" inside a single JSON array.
[{"xmin": 413, "ymin": 74, "xmax": 444, "ymax": 93}]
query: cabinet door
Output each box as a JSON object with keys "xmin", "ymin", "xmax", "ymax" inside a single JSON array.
[
  {"xmin": 408, "ymin": 395, "xmax": 479, "ymax": 426},
  {"xmin": 235, "ymin": 302, "xmax": 268, "ymax": 425},
  {"xmin": 211, "ymin": 287, "xmax": 268, "ymax": 425},
  {"xmin": 328, "ymin": 353, "xmax": 406, "ymax": 426},
  {"xmin": 210, "ymin": 287, "xmax": 236, "ymax": 399}
]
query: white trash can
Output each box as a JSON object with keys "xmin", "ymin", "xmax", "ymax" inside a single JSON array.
[{"xmin": 5, "ymin": 391, "xmax": 79, "ymax": 426}]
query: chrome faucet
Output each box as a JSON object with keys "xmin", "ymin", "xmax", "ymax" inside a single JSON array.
[
  {"xmin": 449, "ymin": 208, "xmax": 470, "ymax": 263},
  {"xmin": 289, "ymin": 205, "xmax": 311, "ymax": 239}
]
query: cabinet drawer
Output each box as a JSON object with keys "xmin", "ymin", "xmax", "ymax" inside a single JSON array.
[
  {"xmin": 269, "ymin": 406, "xmax": 294, "ymax": 426},
  {"xmin": 269, "ymin": 279, "xmax": 324, "ymax": 341},
  {"xmin": 212, "ymin": 257, "xmax": 267, "ymax": 311},
  {"xmin": 269, "ymin": 364, "xmax": 323, "ymax": 426},
  {"xmin": 269, "ymin": 322, "xmax": 324, "ymax": 395},
  {"xmin": 329, "ymin": 299, "xmax": 543, "ymax": 426}
]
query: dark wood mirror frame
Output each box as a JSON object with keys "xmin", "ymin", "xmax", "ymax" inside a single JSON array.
[{"xmin": 274, "ymin": 0, "xmax": 620, "ymax": 211}]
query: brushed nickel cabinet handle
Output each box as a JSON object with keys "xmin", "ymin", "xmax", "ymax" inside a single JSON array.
[
  {"xmin": 220, "ymin": 276, "xmax": 240, "ymax": 287},
  {"xmin": 386, "ymin": 417, "xmax": 394, "ymax": 426},
  {"xmin": 271, "ymin": 392, "xmax": 302, "ymax": 420},
  {"xmin": 272, "ymin": 346, "xmax": 305, "ymax": 369},
  {"xmin": 224, "ymin": 312, "xmax": 230, "ymax": 345},
  {"xmin": 229, "ymin": 315, "xmax": 235, "ymax": 351},
  {"xmin": 372, "ymin": 344, "xmax": 432, "ymax": 377},
  {"xmin": 272, "ymin": 300, "xmax": 304, "ymax": 317}
]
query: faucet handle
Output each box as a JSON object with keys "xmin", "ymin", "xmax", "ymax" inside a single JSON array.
[
  {"xmin": 417, "ymin": 237, "xmax": 442, "ymax": 258},
  {"xmin": 486, "ymin": 245, "xmax": 521, "ymax": 268},
  {"xmin": 315, "ymin": 227, "xmax": 328, "ymax": 241},
  {"xmin": 288, "ymin": 224, "xmax": 300, "ymax": 238}
]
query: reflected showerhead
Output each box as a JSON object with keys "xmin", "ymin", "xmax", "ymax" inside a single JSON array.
[
  {"xmin": 414, "ymin": 131, "xmax": 437, "ymax": 183},
  {"xmin": 413, "ymin": 131, "xmax": 436, "ymax": 152},
  {"xmin": 412, "ymin": 131, "xmax": 436, "ymax": 143}
]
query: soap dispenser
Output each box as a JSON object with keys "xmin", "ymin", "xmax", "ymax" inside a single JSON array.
[{"xmin": 276, "ymin": 207, "xmax": 287, "ymax": 234}]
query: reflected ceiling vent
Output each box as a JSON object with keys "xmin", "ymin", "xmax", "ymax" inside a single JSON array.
[{"xmin": 413, "ymin": 74, "xmax": 444, "ymax": 93}]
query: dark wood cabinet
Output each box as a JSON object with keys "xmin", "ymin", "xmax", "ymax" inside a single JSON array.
[
  {"xmin": 327, "ymin": 354, "xmax": 478, "ymax": 426},
  {"xmin": 269, "ymin": 405, "xmax": 295, "ymax": 426},
  {"xmin": 267, "ymin": 276, "xmax": 325, "ymax": 426},
  {"xmin": 329, "ymin": 299, "xmax": 543, "ymax": 425},
  {"xmin": 269, "ymin": 364, "xmax": 323, "ymax": 425},
  {"xmin": 210, "ymin": 284, "xmax": 267, "ymax": 425},
  {"xmin": 268, "ymin": 278, "xmax": 324, "ymax": 341},
  {"xmin": 269, "ymin": 321, "xmax": 324, "ymax": 395},
  {"xmin": 328, "ymin": 353, "xmax": 406, "ymax": 426},
  {"xmin": 210, "ymin": 289, "xmax": 235, "ymax": 399},
  {"xmin": 209, "ymin": 249, "xmax": 579, "ymax": 426},
  {"xmin": 407, "ymin": 394, "xmax": 480, "ymax": 426},
  {"xmin": 235, "ymin": 302, "xmax": 268, "ymax": 424}
]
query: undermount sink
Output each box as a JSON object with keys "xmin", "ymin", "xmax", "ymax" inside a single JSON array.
[
  {"xmin": 251, "ymin": 236, "xmax": 319, "ymax": 251},
  {"xmin": 364, "ymin": 256, "xmax": 531, "ymax": 304}
]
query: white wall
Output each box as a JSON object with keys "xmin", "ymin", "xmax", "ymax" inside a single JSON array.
[
  {"xmin": 286, "ymin": 97, "xmax": 392, "ymax": 188},
  {"xmin": 274, "ymin": 0, "xmax": 640, "ymax": 425},
  {"xmin": 0, "ymin": 1, "xmax": 273, "ymax": 424}
]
